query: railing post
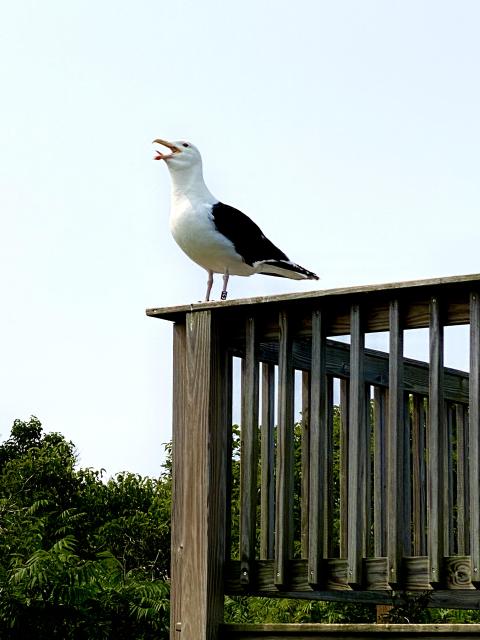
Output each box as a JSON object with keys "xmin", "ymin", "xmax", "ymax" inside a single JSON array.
[
  {"xmin": 387, "ymin": 299, "xmax": 407, "ymax": 584},
  {"xmin": 308, "ymin": 309, "xmax": 330, "ymax": 585},
  {"xmin": 275, "ymin": 310, "xmax": 294, "ymax": 586},
  {"xmin": 428, "ymin": 296, "xmax": 446, "ymax": 583},
  {"xmin": 347, "ymin": 303, "xmax": 367, "ymax": 586},
  {"xmin": 170, "ymin": 323, "xmax": 186, "ymax": 639},
  {"xmin": 470, "ymin": 291, "xmax": 480, "ymax": 581},
  {"xmin": 171, "ymin": 310, "xmax": 229, "ymax": 640},
  {"xmin": 240, "ymin": 317, "xmax": 259, "ymax": 585}
]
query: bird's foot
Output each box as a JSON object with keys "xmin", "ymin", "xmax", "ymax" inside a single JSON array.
[{"xmin": 221, "ymin": 290, "xmax": 228, "ymax": 301}]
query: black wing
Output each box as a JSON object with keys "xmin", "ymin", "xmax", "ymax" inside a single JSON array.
[{"xmin": 211, "ymin": 202, "xmax": 288, "ymax": 266}]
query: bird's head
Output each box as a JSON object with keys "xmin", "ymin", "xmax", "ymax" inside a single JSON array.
[{"xmin": 153, "ymin": 139, "xmax": 202, "ymax": 171}]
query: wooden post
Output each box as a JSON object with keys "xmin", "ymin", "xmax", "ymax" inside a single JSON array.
[
  {"xmin": 347, "ymin": 303, "xmax": 367, "ymax": 586},
  {"xmin": 308, "ymin": 309, "xmax": 330, "ymax": 585},
  {"xmin": 275, "ymin": 310, "xmax": 294, "ymax": 586},
  {"xmin": 170, "ymin": 323, "xmax": 186, "ymax": 638},
  {"xmin": 470, "ymin": 291, "xmax": 480, "ymax": 581},
  {"xmin": 260, "ymin": 363, "xmax": 275, "ymax": 560},
  {"xmin": 240, "ymin": 316, "xmax": 259, "ymax": 585},
  {"xmin": 171, "ymin": 310, "xmax": 229, "ymax": 640},
  {"xmin": 387, "ymin": 299, "xmax": 406, "ymax": 585},
  {"xmin": 428, "ymin": 296, "xmax": 446, "ymax": 584}
]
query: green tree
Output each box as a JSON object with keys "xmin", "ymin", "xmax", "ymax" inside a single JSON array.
[{"xmin": 0, "ymin": 417, "xmax": 170, "ymax": 639}]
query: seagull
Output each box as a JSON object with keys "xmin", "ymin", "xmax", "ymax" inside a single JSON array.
[{"xmin": 153, "ymin": 139, "xmax": 319, "ymax": 301}]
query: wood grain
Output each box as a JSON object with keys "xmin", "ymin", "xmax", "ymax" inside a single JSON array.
[
  {"xmin": 220, "ymin": 622, "xmax": 480, "ymax": 639},
  {"xmin": 411, "ymin": 395, "xmax": 427, "ymax": 556},
  {"xmin": 308, "ymin": 310, "xmax": 329, "ymax": 585},
  {"xmin": 181, "ymin": 311, "xmax": 229, "ymax": 640},
  {"xmin": 301, "ymin": 370, "xmax": 311, "ymax": 559},
  {"xmin": 347, "ymin": 304, "xmax": 367, "ymax": 585},
  {"xmin": 428, "ymin": 297, "xmax": 446, "ymax": 583},
  {"xmin": 240, "ymin": 317, "xmax": 259, "ymax": 585},
  {"xmin": 275, "ymin": 311, "xmax": 294, "ymax": 586},
  {"xmin": 224, "ymin": 559, "xmax": 480, "ymax": 608},
  {"xmin": 387, "ymin": 300, "xmax": 406, "ymax": 585},
  {"xmin": 260, "ymin": 362, "xmax": 275, "ymax": 560},
  {"xmin": 373, "ymin": 387, "xmax": 387, "ymax": 558},
  {"xmin": 170, "ymin": 323, "xmax": 186, "ymax": 640},
  {"xmin": 256, "ymin": 339, "xmax": 469, "ymax": 403},
  {"xmin": 470, "ymin": 291, "xmax": 480, "ymax": 581}
]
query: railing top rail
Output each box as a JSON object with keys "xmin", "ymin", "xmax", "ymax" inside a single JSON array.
[{"xmin": 146, "ymin": 273, "xmax": 480, "ymax": 323}]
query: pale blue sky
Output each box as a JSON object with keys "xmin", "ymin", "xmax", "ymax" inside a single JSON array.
[{"xmin": 1, "ymin": 1, "xmax": 479, "ymax": 476}]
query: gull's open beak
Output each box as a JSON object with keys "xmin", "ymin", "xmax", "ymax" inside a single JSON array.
[{"xmin": 153, "ymin": 138, "xmax": 181, "ymax": 161}]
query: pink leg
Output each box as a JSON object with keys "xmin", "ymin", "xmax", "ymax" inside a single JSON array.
[
  {"xmin": 221, "ymin": 271, "xmax": 229, "ymax": 301},
  {"xmin": 205, "ymin": 271, "xmax": 214, "ymax": 302}
]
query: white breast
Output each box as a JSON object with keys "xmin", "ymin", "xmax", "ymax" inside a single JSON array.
[{"xmin": 169, "ymin": 194, "xmax": 254, "ymax": 276}]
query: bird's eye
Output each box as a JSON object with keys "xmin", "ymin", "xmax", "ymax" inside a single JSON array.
[{"xmin": 182, "ymin": 143, "xmax": 189, "ymax": 148}]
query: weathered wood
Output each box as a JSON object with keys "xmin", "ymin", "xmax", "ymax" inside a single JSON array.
[
  {"xmin": 240, "ymin": 317, "xmax": 259, "ymax": 585},
  {"xmin": 347, "ymin": 304, "xmax": 367, "ymax": 585},
  {"xmin": 402, "ymin": 556, "xmax": 432, "ymax": 591},
  {"xmin": 411, "ymin": 395, "xmax": 427, "ymax": 556},
  {"xmin": 455, "ymin": 403, "xmax": 469, "ymax": 555},
  {"xmin": 339, "ymin": 379, "xmax": 349, "ymax": 558},
  {"xmin": 363, "ymin": 557, "xmax": 391, "ymax": 590},
  {"xmin": 301, "ymin": 371, "xmax": 310, "ymax": 559},
  {"xmin": 224, "ymin": 355, "xmax": 234, "ymax": 562},
  {"xmin": 428, "ymin": 297, "xmax": 446, "ymax": 583},
  {"xmin": 224, "ymin": 559, "xmax": 480, "ymax": 608},
  {"xmin": 373, "ymin": 387, "xmax": 387, "ymax": 557},
  {"xmin": 308, "ymin": 310, "xmax": 329, "ymax": 585},
  {"xmin": 443, "ymin": 556, "xmax": 475, "ymax": 590},
  {"xmin": 170, "ymin": 323, "xmax": 186, "ymax": 640},
  {"xmin": 151, "ymin": 277, "xmax": 480, "ymax": 636},
  {"xmin": 220, "ymin": 622, "xmax": 480, "ymax": 639},
  {"xmin": 275, "ymin": 310, "xmax": 294, "ymax": 586},
  {"xmin": 260, "ymin": 362, "xmax": 275, "ymax": 560},
  {"xmin": 147, "ymin": 271, "xmax": 480, "ymax": 324},
  {"xmin": 256, "ymin": 339, "xmax": 469, "ymax": 403},
  {"xmin": 470, "ymin": 291, "xmax": 480, "ymax": 581},
  {"xmin": 445, "ymin": 402, "xmax": 455, "ymax": 556},
  {"xmin": 181, "ymin": 311, "xmax": 229, "ymax": 640},
  {"xmin": 387, "ymin": 300, "xmax": 406, "ymax": 584}
]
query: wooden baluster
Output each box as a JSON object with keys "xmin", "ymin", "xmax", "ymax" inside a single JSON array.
[
  {"xmin": 456, "ymin": 403, "xmax": 469, "ymax": 556},
  {"xmin": 260, "ymin": 362, "xmax": 275, "ymax": 560},
  {"xmin": 347, "ymin": 304, "xmax": 367, "ymax": 586},
  {"xmin": 428, "ymin": 296, "xmax": 446, "ymax": 584},
  {"xmin": 412, "ymin": 395, "xmax": 427, "ymax": 556},
  {"xmin": 308, "ymin": 309, "xmax": 329, "ymax": 585},
  {"xmin": 275, "ymin": 311, "xmax": 295, "ymax": 586},
  {"xmin": 470, "ymin": 291, "xmax": 480, "ymax": 581},
  {"xmin": 373, "ymin": 386, "xmax": 387, "ymax": 558},
  {"xmin": 224, "ymin": 355, "xmax": 233, "ymax": 562},
  {"xmin": 340, "ymin": 378, "xmax": 350, "ymax": 559},
  {"xmin": 240, "ymin": 317, "xmax": 259, "ymax": 585},
  {"xmin": 301, "ymin": 370, "xmax": 311, "ymax": 559}
]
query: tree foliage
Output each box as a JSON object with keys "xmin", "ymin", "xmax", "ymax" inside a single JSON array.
[{"xmin": 0, "ymin": 417, "xmax": 170, "ymax": 639}]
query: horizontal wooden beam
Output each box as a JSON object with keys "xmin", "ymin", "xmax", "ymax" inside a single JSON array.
[
  {"xmin": 257, "ymin": 339, "xmax": 469, "ymax": 403},
  {"xmin": 147, "ymin": 272, "xmax": 480, "ymax": 322},
  {"xmin": 224, "ymin": 559, "xmax": 480, "ymax": 609},
  {"xmin": 220, "ymin": 623, "xmax": 480, "ymax": 639}
]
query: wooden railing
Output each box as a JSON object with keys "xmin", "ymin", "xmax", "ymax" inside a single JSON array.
[{"xmin": 147, "ymin": 274, "xmax": 480, "ymax": 640}]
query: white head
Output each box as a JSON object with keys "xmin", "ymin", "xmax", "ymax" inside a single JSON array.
[{"xmin": 153, "ymin": 139, "xmax": 202, "ymax": 173}]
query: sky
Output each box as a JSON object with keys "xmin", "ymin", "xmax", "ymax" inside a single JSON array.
[{"xmin": 1, "ymin": 1, "xmax": 479, "ymax": 477}]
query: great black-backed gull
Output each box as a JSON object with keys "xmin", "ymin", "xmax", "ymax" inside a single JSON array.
[{"xmin": 153, "ymin": 139, "xmax": 319, "ymax": 301}]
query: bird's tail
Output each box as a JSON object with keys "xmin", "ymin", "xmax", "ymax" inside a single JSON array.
[{"xmin": 255, "ymin": 259, "xmax": 319, "ymax": 281}]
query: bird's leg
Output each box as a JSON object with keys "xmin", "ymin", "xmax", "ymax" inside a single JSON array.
[
  {"xmin": 205, "ymin": 270, "xmax": 214, "ymax": 302},
  {"xmin": 221, "ymin": 270, "xmax": 229, "ymax": 301}
]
